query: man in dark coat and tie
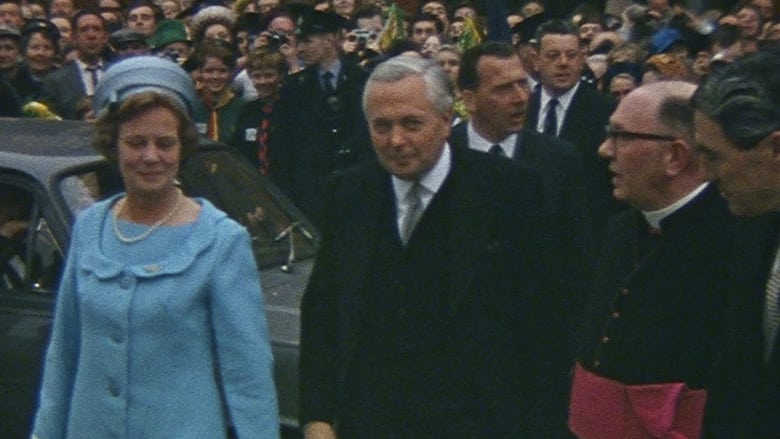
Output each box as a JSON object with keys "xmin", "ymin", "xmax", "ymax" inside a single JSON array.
[
  {"xmin": 40, "ymin": 9, "xmax": 110, "ymax": 119},
  {"xmin": 571, "ymin": 81, "xmax": 739, "ymax": 439},
  {"xmin": 525, "ymin": 19, "xmax": 619, "ymax": 228},
  {"xmin": 449, "ymin": 40, "xmax": 594, "ymax": 325},
  {"xmin": 268, "ymin": 9, "xmax": 373, "ymax": 226},
  {"xmin": 300, "ymin": 56, "xmax": 576, "ymax": 439},
  {"xmin": 693, "ymin": 49, "xmax": 780, "ymax": 439}
]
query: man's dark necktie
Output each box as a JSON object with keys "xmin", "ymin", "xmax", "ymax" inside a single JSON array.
[
  {"xmin": 489, "ymin": 144, "xmax": 505, "ymax": 157},
  {"xmin": 86, "ymin": 65, "xmax": 100, "ymax": 94},
  {"xmin": 543, "ymin": 98, "xmax": 559, "ymax": 137},
  {"xmin": 322, "ymin": 71, "xmax": 336, "ymax": 95}
]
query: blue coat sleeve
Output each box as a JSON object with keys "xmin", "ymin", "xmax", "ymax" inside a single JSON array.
[
  {"xmin": 32, "ymin": 217, "xmax": 84, "ymax": 438},
  {"xmin": 208, "ymin": 220, "xmax": 280, "ymax": 439}
]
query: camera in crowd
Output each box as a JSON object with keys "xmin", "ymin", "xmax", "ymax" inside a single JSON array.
[
  {"xmin": 267, "ymin": 32, "xmax": 289, "ymax": 51},
  {"xmin": 346, "ymin": 29, "xmax": 377, "ymax": 51}
]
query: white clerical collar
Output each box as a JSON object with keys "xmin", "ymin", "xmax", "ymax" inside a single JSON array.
[
  {"xmin": 466, "ymin": 121, "xmax": 517, "ymax": 157},
  {"xmin": 642, "ymin": 182, "xmax": 710, "ymax": 229},
  {"xmin": 392, "ymin": 142, "xmax": 452, "ymax": 207}
]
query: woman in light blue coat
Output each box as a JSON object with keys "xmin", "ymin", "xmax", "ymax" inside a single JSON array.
[{"xmin": 32, "ymin": 56, "xmax": 279, "ymax": 439}]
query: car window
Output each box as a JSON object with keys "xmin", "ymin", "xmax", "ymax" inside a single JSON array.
[
  {"xmin": 0, "ymin": 183, "xmax": 63, "ymax": 294},
  {"xmin": 56, "ymin": 150, "xmax": 318, "ymax": 269}
]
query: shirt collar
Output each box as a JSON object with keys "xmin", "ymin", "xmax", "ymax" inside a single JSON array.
[
  {"xmin": 642, "ymin": 182, "xmax": 710, "ymax": 229},
  {"xmin": 466, "ymin": 121, "xmax": 517, "ymax": 157},
  {"xmin": 319, "ymin": 59, "xmax": 341, "ymax": 80},
  {"xmin": 541, "ymin": 80, "xmax": 579, "ymax": 113},
  {"xmin": 392, "ymin": 142, "xmax": 452, "ymax": 203}
]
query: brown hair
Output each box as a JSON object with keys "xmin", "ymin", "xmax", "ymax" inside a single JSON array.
[
  {"xmin": 245, "ymin": 47, "xmax": 287, "ymax": 76},
  {"xmin": 92, "ymin": 91, "xmax": 199, "ymax": 162}
]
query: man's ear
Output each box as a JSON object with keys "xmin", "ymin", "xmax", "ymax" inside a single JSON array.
[
  {"xmin": 768, "ymin": 130, "xmax": 780, "ymax": 160},
  {"xmin": 460, "ymin": 88, "xmax": 476, "ymax": 114},
  {"xmin": 665, "ymin": 139, "xmax": 693, "ymax": 176}
]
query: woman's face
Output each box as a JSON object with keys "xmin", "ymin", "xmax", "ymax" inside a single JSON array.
[
  {"xmin": 0, "ymin": 37, "xmax": 20, "ymax": 71},
  {"xmin": 204, "ymin": 23, "xmax": 231, "ymax": 43},
  {"xmin": 50, "ymin": 17, "xmax": 71, "ymax": 49},
  {"xmin": 236, "ymin": 30, "xmax": 249, "ymax": 55},
  {"xmin": 420, "ymin": 35, "xmax": 441, "ymax": 58},
  {"xmin": 200, "ymin": 55, "xmax": 231, "ymax": 94},
  {"xmin": 118, "ymin": 106, "xmax": 182, "ymax": 198},
  {"xmin": 436, "ymin": 49, "xmax": 460, "ymax": 84},
  {"xmin": 160, "ymin": 0, "xmax": 181, "ymax": 19},
  {"xmin": 249, "ymin": 67, "xmax": 282, "ymax": 101},
  {"xmin": 25, "ymin": 32, "xmax": 56, "ymax": 73},
  {"xmin": 331, "ymin": 0, "xmax": 355, "ymax": 18},
  {"xmin": 737, "ymin": 7, "xmax": 761, "ymax": 38}
]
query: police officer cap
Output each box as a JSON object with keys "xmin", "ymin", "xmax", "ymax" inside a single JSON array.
[
  {"xmin": 0, "ymin": 24, "xmax": 21, "ymax": 41},
  {"xmin": 296, "ymin": 10, "xmax": 348, "ymax": 37},
  {"xmin": 21, "ymin": 19, "xmax": 60, "ymax": 39},
  {"xmin": 93, "ymin": 56, "xmax": 196, "ymax": 117},
  {"xmin": 510, "ymin": 12, "xmax": 546, "ymax": 44},
  {"xmin": 109, "ymin": 28, "xmax": 149, "ymax": 48}
]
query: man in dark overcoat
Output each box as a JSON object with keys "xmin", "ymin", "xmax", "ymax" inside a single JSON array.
[{"xmin": 300, "ymin": 56, "xmax": 575, "ymax": 439}]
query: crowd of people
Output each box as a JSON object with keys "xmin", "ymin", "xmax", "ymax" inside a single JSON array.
[{"xmin": 4, "ymin": 0, "xmax": 779, "ymax": 437}]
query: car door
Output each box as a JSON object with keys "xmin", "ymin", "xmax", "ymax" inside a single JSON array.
[{"xmin": 0, "ymin": 176, "xmax": 65, "ymax": 439}]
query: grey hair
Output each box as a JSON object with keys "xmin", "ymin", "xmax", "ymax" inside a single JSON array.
[
  {"xmin": 362, "ymin": 55, "xmax": 454, "ymax": 115},
  {"xmin": 645, "ymin": 81, "xmax": 698, "ymax": 144},
  {"xmin": 692, "ymin": 49, "xmax": 780, "ymax": 150}
]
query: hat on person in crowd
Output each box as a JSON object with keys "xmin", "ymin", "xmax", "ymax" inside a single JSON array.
[
  {"xmin": 109, "ymin": 28, "xmax": 149, "ymax": 50},
  {"xmin": 147, "ymin": 18, "xmax": 191, "ymax": 49},
  {"xmin": 296, "ymin": 10, "xmax": 347, "ymax": 37},
  {"xmin": 649, "ymin": 26, "xmax": 685, "ymax": 55},
  {"xmin": 189, "ymin": 5, "xmax": 236, "ymax": 42},
  {"xmin": 176, "ymin": 0, "xmax": 228, "ymax": 20},
  {"xmin": 21, "ymin": 19, "xmax": 59, "ymax": 39},
  {"xmin": 645, "ymin": 53, "xmax": 689, "ymax": 80},
  {"xmin": 510, "ymin": 12, "xmax": 546, "ymax": 44},
  {"xmin": 93, "ymin": 55, "xmax": 196, "ymax": 117},
  {"xmin": 0, "ymin": 24, "xmax": 21, "ymax": 41}
]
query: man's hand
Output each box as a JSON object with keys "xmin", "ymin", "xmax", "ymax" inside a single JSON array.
[
  {"xmin": 0, "ymin": 219, "xmax": 28, "ymax": 240},
  {"xmin": 303, "ymin": 421, "xmax": 337, "ymax": 439}
]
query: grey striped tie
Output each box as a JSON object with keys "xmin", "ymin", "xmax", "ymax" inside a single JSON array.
[
  {"xmin": 763, "ymin": 250, "xmax": 780, "ymax": 360},
  {"xmin": 399, "ymin": 184, "xmax": 423, "ymax": 245}
]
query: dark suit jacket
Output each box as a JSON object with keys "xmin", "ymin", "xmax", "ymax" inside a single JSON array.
[
  {"xmin": 449, "ymin": 124, "xmax": 596, "ymax": 311},
  {"xmin": 526, "ymin": 83, "xmax": 620, "ymax": 227},
  {"xmin": 703, "ymin": 213, "xmax": 780, "ymax": 438},
  {"xmin": 300, "ymin": 147, "xmax": 575, "ymax": 438},
  {"xmin": 268, "ymin": 59, "xmax": 373, "ymax": 226},
  {"xmin": 40, "ymin": 61, "xmax": 87, "ymax": 120},
  {"xmin": 578, "ymin": 184, "xmax": 738, "ymax": 388}
]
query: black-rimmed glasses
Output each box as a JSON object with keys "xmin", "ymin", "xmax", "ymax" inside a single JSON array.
[{"xmin": 605, "ymin": 125, "xmax": 677, "ymax": 147}]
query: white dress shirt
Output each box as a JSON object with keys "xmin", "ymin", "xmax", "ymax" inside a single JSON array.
[
  {"xmin": 392, "ymin": 142, "xmax": 451, "ymax": 236},
  {"xmin": 466, "ymin": 121, "xmax": 518, "ymax": 158},
  {"xmin": 536, "ymin": 81, "xmax": 580, "ymax": 136}
]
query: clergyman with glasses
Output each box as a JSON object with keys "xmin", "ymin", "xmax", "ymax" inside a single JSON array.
[{"xmin": 569, "ymin": 81, "xmax": 739, "ymax": 439}]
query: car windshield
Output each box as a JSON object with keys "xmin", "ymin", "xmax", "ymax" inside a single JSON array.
[{"xmin": 57, "ymin": 153, "xmax": 318, "ymax": 269}]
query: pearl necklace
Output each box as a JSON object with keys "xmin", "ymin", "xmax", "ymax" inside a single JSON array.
[{"xmin": 112, "ymin": 192, "xmax": 183, "ymax": 244}]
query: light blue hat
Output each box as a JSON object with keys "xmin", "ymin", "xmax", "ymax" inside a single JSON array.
[{"xmin": 93, "ymin": 55, "xmax": 196, "ymax": 117}]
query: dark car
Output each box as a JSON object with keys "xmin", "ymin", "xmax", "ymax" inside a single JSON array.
[{"xmin": 0, "ymin": 119, "xmax": 315, "ymax": 438}]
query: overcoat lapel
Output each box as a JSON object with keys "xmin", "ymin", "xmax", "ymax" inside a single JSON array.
[{"xmin": 446, "ymin": 149, "xmax": 492, "ymax": 313}]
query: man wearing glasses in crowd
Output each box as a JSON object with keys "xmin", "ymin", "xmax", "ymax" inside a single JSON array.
[{"xmin": 571, "ymin": 81, "xmax": 739, "ymax": 439}]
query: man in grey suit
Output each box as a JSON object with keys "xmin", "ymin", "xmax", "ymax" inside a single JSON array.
[
  {"xmin": 41, "ymin": 9, "xmax": 109, "ymax": 119},
  {"xmin": 300, "ymin": 56, "xmax": 575, "ymax": 439}
]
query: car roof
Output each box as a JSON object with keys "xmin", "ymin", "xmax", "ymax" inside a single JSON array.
[{"xmin": 0, "ymin": 118, "xmax": 104, "ymax": 186}]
